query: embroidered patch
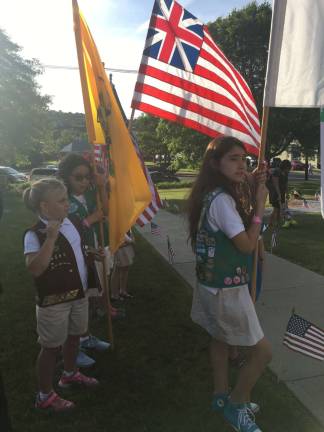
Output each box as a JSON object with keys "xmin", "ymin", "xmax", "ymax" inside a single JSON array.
[
  {"xmin": 208, "ymin": 247, "xmax": 215, "ymax": 258},
  {"xmin": 233, "ymin": 276, "xmax": 241, "ymax": 284},
  {"xmin": 69, "ymin": 202, "xmax": 79, "ymax": 213}
]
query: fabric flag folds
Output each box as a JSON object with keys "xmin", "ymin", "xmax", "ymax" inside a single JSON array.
[
  {"xmin": 72, "ymin": 0, "xmax": 152, "ymax": 252},
  {"xmin": 264, "ymin": 0, "xmax": 324, "ymax": 107},
  {"xmin": 132, "ymin": 0, "xmax": 261, "ymax": 156},
  {"xmin": 283, "ymin": 314, "xmax": 324, "ymax": 361}
]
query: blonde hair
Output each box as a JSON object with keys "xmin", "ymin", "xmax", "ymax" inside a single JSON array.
[{"xmin": 23, "ymin": 178, "xmax": 66, "ymax": 213}]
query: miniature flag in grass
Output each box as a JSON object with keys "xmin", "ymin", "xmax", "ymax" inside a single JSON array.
[
  {"xmin": 167, "ymin": 235, "xmax": 175, "ymax": 264},
  {"xmin": 270, "ymin": 229, "xmax": 278, "ymax": 252},
  {"xmin": 150, "ymin": 221, "xmax": 161, "ymax": 236},
  {"xmin": 283, "ymin": 314, "xmax": 324, "ymax": 361}
]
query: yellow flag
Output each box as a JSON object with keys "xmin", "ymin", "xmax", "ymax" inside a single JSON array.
[{"xmin": 72, "ymin": 0, "xmax": 152, "ymax": 252}]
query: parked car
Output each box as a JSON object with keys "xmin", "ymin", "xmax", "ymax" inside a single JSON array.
[
  {"xmin": 0, "ymin": 166, "xmax": 28, "ymax": 183},
  {"xmin": 149, "ymin": 170, "xmax": 180, "ymax": 183},
  {"xmin": 291, "ymin": 160, "xmax": 305, "ymax": 171},
  {"xmin": 29, "ymin": 167, "xmax": 58, "ymax": 182}
]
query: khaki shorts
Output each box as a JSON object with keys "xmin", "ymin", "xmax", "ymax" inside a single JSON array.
[{"xmin": 36, "ymin": 297, "xmax": 88, "ymax": 348}]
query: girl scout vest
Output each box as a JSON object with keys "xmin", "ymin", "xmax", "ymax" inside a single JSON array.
[
  {"xmin": 195, "ymin": 190, "xmax": 251, "ymax": 289},
  {"xmin": 24, "ymin": 216, "xmax": 99, "ymax": 307},
  {"xmin": 68, "ymin": 188, "xmax": 109, "ymax": 248}
]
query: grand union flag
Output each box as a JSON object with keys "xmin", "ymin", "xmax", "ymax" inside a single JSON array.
[{"xmin": 132, "ymin": 0, "xmax": 261, "ymax": 156}]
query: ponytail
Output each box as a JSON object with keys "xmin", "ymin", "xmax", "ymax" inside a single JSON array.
[{"xmin": 23, "ymin": 178, "xmax": 66, "ymax": 213}]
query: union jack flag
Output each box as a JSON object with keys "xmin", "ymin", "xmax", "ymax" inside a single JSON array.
[{"xmin": 132, "ymin": 0, "xmax": 260, "ymax": 155}]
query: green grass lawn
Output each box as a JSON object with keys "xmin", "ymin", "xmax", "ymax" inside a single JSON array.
[
  {"xmin": 263, "ymin": 213, "xmax": 324, "ymax": 275},
  {"xmin": 1, "ymin": 191, "xmax": 324, "ymax": 431},
  {"xmin": 288, "ymin": 180, "xmax": 320, "ymax": 200}
]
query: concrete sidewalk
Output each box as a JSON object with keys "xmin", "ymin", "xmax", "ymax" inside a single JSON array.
[{"xmin": 137, "ymin": 209, "xmax": 324, "ymax": 427}]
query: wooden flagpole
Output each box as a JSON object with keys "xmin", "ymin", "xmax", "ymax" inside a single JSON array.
[
  {"xmin": 250, "ymin": 106, "xmax": 270, "ymax": 302},
  {"xmin": 72, "ymin": 0, "xmax": 114, "ymax": 347},
  {"xmin": 128, "ymin": 108, "xmax": 136, "ymax": 132}
]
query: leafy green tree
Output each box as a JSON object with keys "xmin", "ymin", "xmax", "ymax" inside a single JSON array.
[
  {"xmin": 0, "ymin": 29, "xmax": 50, "ymax": 166},
  {"xmin": 133, "ymin": 114, "xmax": 161, "ymax": 162},
  {"xmin": 156, "ymin": 120, "xmax": 209, "ymax": 170},
  {"xmin": 41, "ymin": 110, "xmax": 87, "ymax": 160}
]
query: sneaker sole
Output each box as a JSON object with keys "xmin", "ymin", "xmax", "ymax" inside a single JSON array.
[{"xmin": 58, "ymin": 381, "xmax": 99, "ymax": 389}]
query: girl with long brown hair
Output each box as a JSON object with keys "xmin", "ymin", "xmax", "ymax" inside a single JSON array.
[{"xmin": 187, "ymin": 136, "xmax": 271, "ymax": 432}]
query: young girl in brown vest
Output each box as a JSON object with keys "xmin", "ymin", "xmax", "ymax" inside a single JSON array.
[{"xmin": 23, "ymin": 178, "xmax": 99, "ymax": 412}]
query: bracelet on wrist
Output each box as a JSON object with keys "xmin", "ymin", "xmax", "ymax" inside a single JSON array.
[{"xmin": 252, "ymin": 215, "xmax": 262, "ymax": 224}]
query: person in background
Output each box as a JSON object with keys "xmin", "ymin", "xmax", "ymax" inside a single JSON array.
[
  {"xmin": 267, "ymin": 159, "xmax": 293, "ymax": 228},
  {"xmin": 58, "ymin": 154, "xmax": 114, "ymax": 368},
  {"xmin": 111, "ymin": 231, "xmax": 135, "ymax": 301}
]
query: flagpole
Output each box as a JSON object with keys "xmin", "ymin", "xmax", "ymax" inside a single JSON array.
[
  {"xmin": 72, "ymin": 0, "xmax": 114, "ymax": 348},
  {"xmin": 250, "ymin": 105, "xmax": 270, "ymax": 302},
  {"xmin": 128, "ymin": 108, "xmax": 136, "ymax": 132}
]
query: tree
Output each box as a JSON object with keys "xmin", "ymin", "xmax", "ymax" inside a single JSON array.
[
  {"xmin": 156, "ymin": 120, "xmax": 209, "ymax": 170},
  {"xmin": 41, "ymin": 110, "xmax": 87, "ymax": 161},
  {"xmin": 133, "ymin": 114, "xmax": 161, "ymax": 162},
  {"xmin": 0, "ymin": 29, "xmax": 50, "ymax": 166}
]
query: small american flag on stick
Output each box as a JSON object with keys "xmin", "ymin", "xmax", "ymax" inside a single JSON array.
[
  {"xmin": 167, "ymin": 235, "xmax": 175, "ymax": 264},
  {"xmin": 283, "ymin": 314, "xmax": 324, "ymax": 361},
  {"xmin": 150, "ymin": 221, "xmax": 161, "ymax": 236},
  {"xmin": 270, "ymin": 229, "xmax": 278, "ymax": 253}
]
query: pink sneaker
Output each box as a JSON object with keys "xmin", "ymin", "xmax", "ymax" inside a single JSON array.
[
  {"xmin": 35, "ymin": 391, "xmax": 75, "ymax": 412},
  {"xmin": 58, "ymin": 370, "xmax": 99, "ymax": 389}
]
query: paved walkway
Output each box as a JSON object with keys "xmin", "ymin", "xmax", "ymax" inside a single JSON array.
[{"xmin": 137, "ymin": 209, "xmax": 324, "ymax": 427}]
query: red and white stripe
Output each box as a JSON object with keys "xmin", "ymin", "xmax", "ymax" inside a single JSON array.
[
  {"xmin": 131, "ymin": 135, "xmax": 162, "ymax": 226},
  {"xmin": 132, "ymin": 15, "xmax": 260, "ymax": 155}
]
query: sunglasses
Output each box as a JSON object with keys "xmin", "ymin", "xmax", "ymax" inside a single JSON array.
[{"xmin": 72, "ymin": 174, "xmax": 91, "ymax": 182}]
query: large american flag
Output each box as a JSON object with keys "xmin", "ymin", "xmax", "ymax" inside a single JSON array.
[
  {"xmin": 132, "ymin": 0, "xmax": 261, "ymax": 156},
  {"xmin": 283, "ymin": 314, "xmax": 324, "ymax": 361}
]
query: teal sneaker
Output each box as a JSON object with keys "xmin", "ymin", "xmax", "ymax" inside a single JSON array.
[
  {"xmin": 211, "ymin": 393, "xmax": 228, "ymax": 412},
  {"xmin": 223, "ymin": 401, "xmax": 262, "ymax": 431},
  {"xmin": 212, "ymin": 394, "xmax": 260, "ymax": 415}
]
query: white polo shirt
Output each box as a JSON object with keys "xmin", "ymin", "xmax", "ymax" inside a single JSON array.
[{"xmin": 24, "ymin": 217, "xmax": 88, "ymax": 290}]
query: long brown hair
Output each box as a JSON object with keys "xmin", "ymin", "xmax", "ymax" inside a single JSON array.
[{"xmin": 187, "ymin": 136, "xmax": 253, "ymax": 249}]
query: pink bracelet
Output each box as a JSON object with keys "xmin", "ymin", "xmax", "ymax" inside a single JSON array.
[
  {"xmin": 83, "ymin": 218, "xmax": 90, "ymax": 228},
  {"xmin": 252, "ymin": 215, "xmax": 262, "ymax": 224}
]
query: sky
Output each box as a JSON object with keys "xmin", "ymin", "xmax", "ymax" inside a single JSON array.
[{"xmin": 0, "ymin": 0, "xmax": 265, "ymax": 117}]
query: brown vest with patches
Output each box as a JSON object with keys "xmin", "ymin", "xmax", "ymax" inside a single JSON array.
[{"xmin": 24, "ymin": 216, "xmax": 98, "ymax": 307}]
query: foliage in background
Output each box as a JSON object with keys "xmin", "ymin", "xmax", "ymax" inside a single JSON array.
[
  {"xmin": 0, "ymin": 29, "xmax": 50, "ymax": 167},
  {"xmin": 41, "ymin": 110, "xmax": 87, "ymax": 161}
]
